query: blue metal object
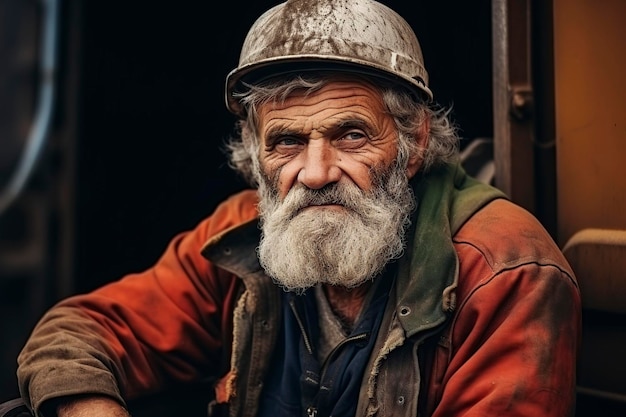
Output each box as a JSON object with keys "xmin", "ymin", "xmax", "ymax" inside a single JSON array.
[{"xmin": 0, "ymin": 0, "xmax": 60, "ymax": 217}]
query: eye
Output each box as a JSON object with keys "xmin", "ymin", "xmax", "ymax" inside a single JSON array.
[
  {"xmin": 277, "ymin": 137, "xmax": 301, "ymax": 146},
  {"xmin": 345, "ymin": 131, "xmax": 366, "ymax": 140},
  {"xmin": 268, "ymin": 136, "xmax": 305, "ymax": 154},
  {"xmin": 336, "ymin": 130, "xmax": 368, "ymax": 149}
]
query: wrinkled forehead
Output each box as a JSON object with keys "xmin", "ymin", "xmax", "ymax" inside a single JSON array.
[{"xmin": 242, "ymin": 71, "xmax": 394, "ymax": 119}]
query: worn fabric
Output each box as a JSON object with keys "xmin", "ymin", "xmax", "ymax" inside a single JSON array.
[{"xmin": 16, "ymin": 163, "xmax": 581, "ymax": 417}]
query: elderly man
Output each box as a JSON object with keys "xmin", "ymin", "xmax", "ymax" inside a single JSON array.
[{"xmin": 13, "ymin": 0, "xmax": 581, "ymax": 416}]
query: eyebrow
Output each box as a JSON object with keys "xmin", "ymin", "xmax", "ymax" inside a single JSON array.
[
  {"xmin": 337, "ymin": 118, "xmax": 370, "ymax": 131},
  {"xmin": 264, "ymin": 128, "xmax": 302, "ymax": 144},
  {"xmin": 264, "ymin": 117, "xmax": 373, "ymax": 142}
]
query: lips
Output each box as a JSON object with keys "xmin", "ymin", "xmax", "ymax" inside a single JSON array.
[{"xmin": 303, "ymin": 203, "xmax": 344, "ymax": 210}]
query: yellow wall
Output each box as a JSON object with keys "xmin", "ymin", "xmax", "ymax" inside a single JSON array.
[{"xmin": 554, "ymin": 0, "xmax": 626, "ymax": 246}]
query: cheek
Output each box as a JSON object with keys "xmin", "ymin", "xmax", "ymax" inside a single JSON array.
[
  {"xmin": 273, "ymin": 161, "xmax": 302, "ymax": 197},
  {"xmin": 344, "ymin": 165, "xmax": 376, "ymax": 190},
  {"xmin": 259, "ymin": 150, "xmax": 283, "ymax": 179},
  {"xmin": 259, "ymin": 157, "xmax": 293, "ymax": 195}
]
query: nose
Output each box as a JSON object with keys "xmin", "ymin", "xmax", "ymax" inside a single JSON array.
[{"xmin": 297, "ymin": 142, "xmax": 342, "ymax": 189}]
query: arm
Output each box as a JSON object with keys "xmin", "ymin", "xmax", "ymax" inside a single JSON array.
[
  {"xmin": 422, "ymin": 198, "xmax": 582, "ymax": 416},
  {"xmin": 17, "ymin": 190, "xmax": 258, "ymax": 416},
  {"xmin": 428, "ymin": 257, "xmax": 581, "ymax": 416},
  {"xmin": 56, "ymin": 396, "xmax": 129, "ymax": 417}
]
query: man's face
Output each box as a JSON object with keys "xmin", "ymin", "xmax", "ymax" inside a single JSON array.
[
  {"xmin": 257, "ymin": 80, "xmax": 401, "ymax": 197},
  {"xmin": 254, "ymin": 80, "xmax": 417, "ymax": 292}
]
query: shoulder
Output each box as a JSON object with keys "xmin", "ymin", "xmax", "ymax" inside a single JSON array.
[
  {"xmin": 453, "ymin": 198, "xmax": 576, "ymax": 283},
  {"xmin": 449, "ymin": 199, "xmax": 581, "ymax": 341}
]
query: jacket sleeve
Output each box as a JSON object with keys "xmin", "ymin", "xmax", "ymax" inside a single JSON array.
[
  {"xmin": 427, "ymin": 200, "xmax": 582, "ymax": 417},
  {"xmin": 16, "ymin": 190, "xmax": 259, "ymax": 415}
]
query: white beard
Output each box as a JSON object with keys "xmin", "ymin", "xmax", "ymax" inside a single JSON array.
[{"xmin": 256, "ymin": 164, "xmax": 415, "ymax": 293}]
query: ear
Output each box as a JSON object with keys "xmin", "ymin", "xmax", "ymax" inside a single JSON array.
[{"xmin": 406, "ymin": 116, "xmax": 430, "ymax": 179}]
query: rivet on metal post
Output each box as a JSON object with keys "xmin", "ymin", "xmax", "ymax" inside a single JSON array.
[{"xmin": 510, "ymin": 85, "xmax": 534, "ymax": 121}]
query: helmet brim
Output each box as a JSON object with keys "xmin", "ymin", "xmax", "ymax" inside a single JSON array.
[{"xmin": 225, "ymin": 56, "xmax": 433, "ymax": 117}]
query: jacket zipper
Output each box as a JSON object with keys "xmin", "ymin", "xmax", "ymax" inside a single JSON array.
[
  {"xmin": 289, "ymin": 297, "xmax": 371, "ymax": 417},
  {"xmin": 319, "ymin": 332, "xmax": 369, "ymax": 381},
  {"xmin": 304, "ymin": 333, "xmax": 369, "ymax": 417},
  {"xmin": 288, "ymin": 298, "xmax": 314, "ymax": 354}
]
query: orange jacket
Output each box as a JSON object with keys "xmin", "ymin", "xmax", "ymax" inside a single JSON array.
[{"xmin": 17, "ymin": 164, "xmax": 581, "ymax": 416}]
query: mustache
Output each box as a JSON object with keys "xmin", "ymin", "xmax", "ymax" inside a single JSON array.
[{"xmin": 281, "ymin": 182, "xmax": 366, "ymax": 216}]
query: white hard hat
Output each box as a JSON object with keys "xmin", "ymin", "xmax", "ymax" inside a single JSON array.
[{"xmin": 225, "ymin": 0, "xmax": 433, "ymax": 116}]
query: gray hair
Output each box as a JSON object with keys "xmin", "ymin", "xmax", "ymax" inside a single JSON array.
[{"xmin": 224, "ymin": 74, "xmax": 460, "ymax": 187}]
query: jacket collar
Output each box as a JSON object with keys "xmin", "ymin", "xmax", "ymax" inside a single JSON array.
[
  {"xmin": 394, "ymin": 163, "xmax": 506, "ymax": 336},
  {"xmin": 201, "ymin": 219, "xmax": 263, "ymax": 278}
]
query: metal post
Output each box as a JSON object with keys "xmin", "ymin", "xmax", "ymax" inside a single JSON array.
[{"xmin": 492, "ymin": 0, "xmax": 536, "ymax": 213}]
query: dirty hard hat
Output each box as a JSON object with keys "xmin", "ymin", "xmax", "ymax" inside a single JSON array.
[{"xmin": 225, "ymin": 0, "xmax": 433, "ymax": 116}]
